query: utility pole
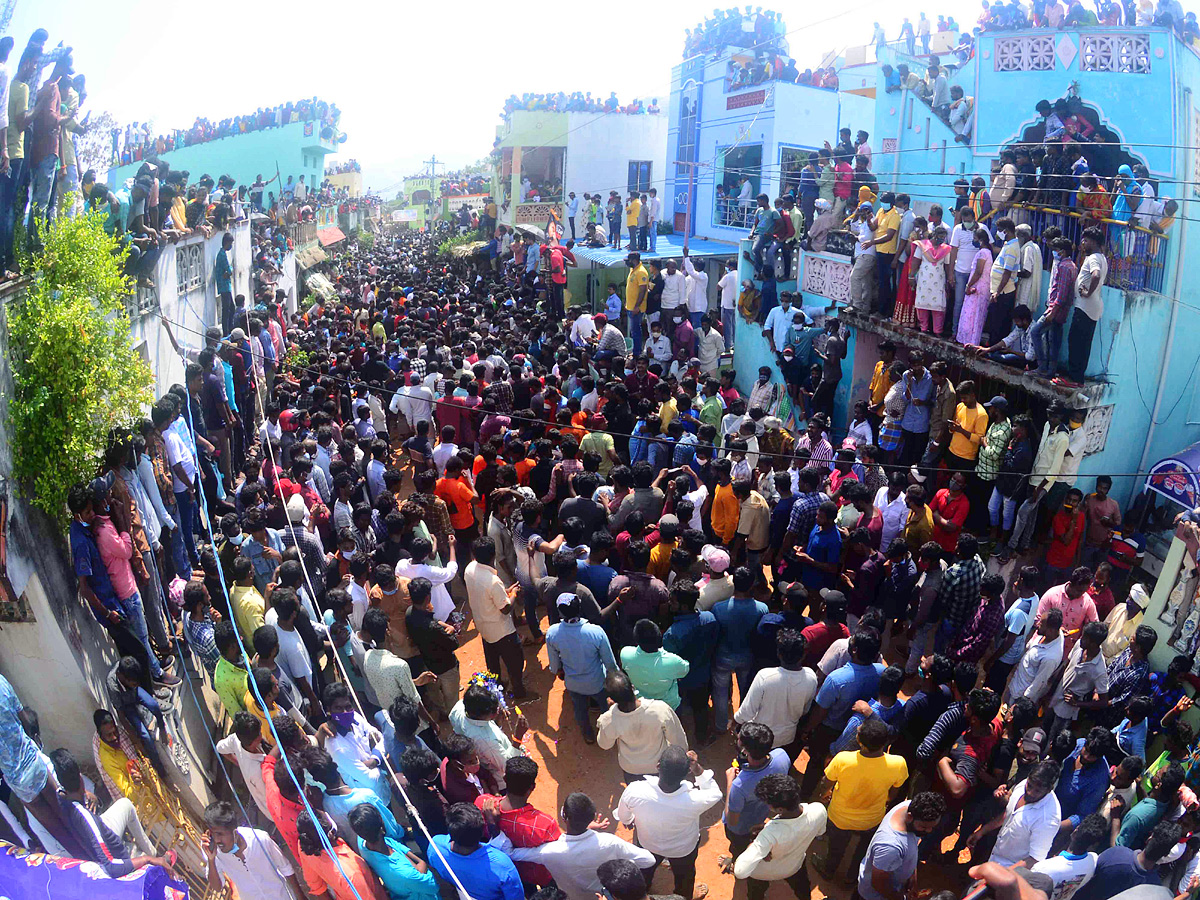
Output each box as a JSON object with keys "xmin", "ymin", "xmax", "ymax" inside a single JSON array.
[
  {"xmin": 674, "ymin": 159, "xmax": 710, "ymax": 253},
  {"xmin": 423, "ymin": 155, "xmax": 445, "ymax": 178}
]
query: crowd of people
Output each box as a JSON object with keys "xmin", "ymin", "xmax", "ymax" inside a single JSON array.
[
  {"xmin": 734, "ymin": 107, "xmax": 1173, "ymax": 388},
  {"xmin": 110, "ymin": 97, "xmax": 343, "ymax": 168},
  {"xmin": 0, "ymin": 195, "xmax": 1193, "ymax": 900},
  {"xmin": 683, "ymin": 8, "xmax": 790, "ymax": 59},
  {"xmin": 501, "ymin": 94, "xmax": 661, "ymax": 118},
  {"xmin": 977, "ymin": 0, "xmax": 1197, "ymax": 35},
  {"xmin": 327, "ymin": 160, "xmax": 363, "ymax": 176},
  {"xmin": 439, "ymin": 171, "xmax": 490, "ymax": 197},
  {"xmin": 727, "ymin": 56, "xmax": 843, "ymax": 91}
]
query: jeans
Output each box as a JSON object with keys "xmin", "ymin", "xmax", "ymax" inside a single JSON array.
[
  {"xmin": 989, "ymin": 487, "xmax": 1019, "ymax": 531},
  {"xmin": 120, "ymin": 591, "xmax": 163, "ymax": 678},
  {"xmin": 905, "ymin": 621, "xmax": 935, "ymax": 675},
  {"xmin": 1007, "ymin": 494, "xmax": 1043, "ymax": 552},
  {"xmin": 1067, "ymin": 311, "xmax": 1097, "ymax": 383},
  {"xmin": 799, "ymin": 724, "xmax": 838, "ymax": 797},
  {"xmin": 58, "ymin": 163, "xmax": 80, "ymax": 219},
  {"xmin": 27, "ymin": 154, "xmax": 59, "ymax": 246},
  {"xmin": 822, "ymin": 821, "xmax": 877, "ymax": 882},
  {"xmin": 683, "ymin": 684, "xmax": 712, "ymax": 744},
  {"xmin": 568, "ymin": 215, "xmax": 576, "ymax": 240},
  {"xmin": 721, "ymin": 306, "xmax": 736, "ymax": 349},
  {"xmin": 126, "ymin": 687, "xmax": 169, "ymax": 776},
  {"xmin": 875, "ymin": 252, "xmax": 896, "ymax": 315},
  {"xmin": 751, "ymin": 231, "xmax": 772, "ymax": 274},
  {"xmin": 711, "ymin": 662, "xmax": 752, "ymax": 731},
  {"xmin": 953, "ymin": 270, "xmax": 970, "ymax": 328},
  {"xmin": 483, "ymin": 633, "xmax": 527, "ymax": 698},
  {"xmin": 567, "ymin": 689, "xmax": 607, "ymax": 740},
  {"xmin": 0, "ymin": 156, "xmax": 27, "ymax": 272},
  {"xmin": 987, "ymin": 350, "xmax": 1025, "ymax": 367},
  {"xmin": 629, "ymin": 311, "xmax": 645, "ymax": 357},
  {"xmin": 850, "ymin": 253, "xmax": 877, "ymax": 312},
  {"xmin": 1029, "ymin": 316, "xmax": 1063, "ymax": 374},
  {"xmin": 649, "ymin": 221, "xmax": 658, "ymax": 252},
  {"xmin": 609, "ymin": 218, "xmax": 621, "ymax": 247},
  {"xmin": 174, "ymin": 489, "xmax": 200, "ymax": 569}
]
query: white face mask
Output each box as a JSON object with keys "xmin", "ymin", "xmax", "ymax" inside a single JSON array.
[{"xmin": 344, "ymin": 548, "xmax": 357, "ymax": 560}]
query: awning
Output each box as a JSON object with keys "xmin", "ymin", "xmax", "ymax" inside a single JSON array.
[
  {"xmin": 569, "ymin": 232, "xmax": 738, "ymax": 266},
  {"xmin": 317, "ymin": 226, "xmax": 347, "ymax": 247},
  {"xmin": 295, "ymin": 245, "xmax": 327, "ymax": 269},
  {"xmin": 1145, "ymin": 440, "xmax": 1200, "ymax": 509}
]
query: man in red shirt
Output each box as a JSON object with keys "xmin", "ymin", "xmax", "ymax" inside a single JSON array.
[
  {"xmin": 436, "ymin": 455, "xmax": 480, "ymax": 550},
  {"xmin": 929, "ymin": 472, "xmax": 969, "ymax": 554},
  {"xmin": 1045, "ymin": 488, "xmax": 1086, "ymax": 584},
  {"xmin": 800, "ymin": 590, "xmax": 850, "ymax": 668},
  {"xmin": 477, "ymin": 756, "xmax": 560, "ymax": 888},
  {"xmin": 262, "ymin": 747, "xmax": 306, "ymax": 864}
]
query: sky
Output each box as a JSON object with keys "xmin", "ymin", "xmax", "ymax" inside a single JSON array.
[{"xmin": 18, "ymin": 0, "xmax": 922, "ymax": 193}]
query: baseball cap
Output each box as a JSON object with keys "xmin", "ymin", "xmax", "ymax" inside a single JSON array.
[
  {"xmin": 819, "ymin": 588, "xmax": 848, "ymax": 604},
  {"xmin": 1020, "ymin": 727, "xmax": 1047, "ymax": 754},
  {"xmin": 700, "ymin": 544, "xmax": 730, "ymax": 573},
  {"xmin": 983, "ymin": 396, "xmax": 1008, "ymax": 410}
]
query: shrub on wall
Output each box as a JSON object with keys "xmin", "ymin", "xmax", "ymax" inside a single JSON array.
[{"xmin": 8, "ymin": 211, "xmax": 154, "ymax": 523}]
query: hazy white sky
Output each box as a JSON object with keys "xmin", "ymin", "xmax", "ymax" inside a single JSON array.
[{"xmin": 18, "ymin": 0, "xmax": 920, "ymax": 192}]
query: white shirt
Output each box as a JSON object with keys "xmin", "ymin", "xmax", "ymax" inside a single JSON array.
[
  {"xmin": 1005, "ymin": 633, "xmax": 1064, "ymax": 704},
  {"xmin": 395, "ymin": 558, "xmax": 459, "ymax": 621},
  {"xmin": 697, "ymin": 328, "xmax": 726, "ymax": 374},
  {"xmin": 733, "ymin": 804, "xmax": 828, "ymax": 882},
  {"xmin": 646, "ymin": 196, "xmax": 662, "ymax": 221},
  {"xmin": 1032, "ymin": 851, "xmax": 1098, "ymax": 900},
  {"xmin": 719, "ymin": 270, "xmax": 739, "ymax": 309},
  {"xmin": 764, "ymin": 304, "xmax": 795, "ymax": 350},
  {"xmin": 511, "ymin": 830, "xmax": 655, "ymax": 900},
  {"xmin": 645, "ymin": 333, "xmax": 673, "ymax": 365},
  {"xmin": 660, "ymin": 271, "xmax": 686, "ymax": 309},
  {"xmin": 614, "ymin": 770, "xmax": 724, "ymax": 857},
  {"xmin": 874, "ymin": 487, "xmax": 909, "ymax": 551},
  {"xmin": 990, "ymin": 779, "xmax": 1062, "ymax": 868},
  {"xmin": 1075, "ymin": 252, "xmax": 1108, "ymax": 321},
  {"xmin": 683, "ymin": 257, "xmax": 709, "ymax": 313},
  {"xmin": 272, "ymin": 623, "xmax": 315, "ymax": 690},
  {"xmin": 950, "ymin": 223, "xmax": 979, "ymax": 274},
  {"xmin": 163, "ymin": 428, "xmax": 196, "ymax": 492},
  {"xmin": 257, "ymin": 418, "xmax": 282, "ymax": 448},
  {"xmin": 734, "ymin": 666, "xmax": 818, "ymax": 746},
  {"xmin": 213, "ymin": 827, "xmax": 295, "ymax": 900},
  {"xmin": 570, "ymin": 313, "xmax": 597, "ymax": 345},
  {"xmin": 683, "ymin": 485, "xmax": 708, "ymax": 532},
  {"xmin": 431, "ymin": 442, "xmax": 459, "ymax": 476},
  {"xmin": 216, "ymin": 735, "xmax": 270, "ymax": 817}
]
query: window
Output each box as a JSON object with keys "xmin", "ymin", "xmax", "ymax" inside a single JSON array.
[
  {"xmin": 778, "ymin": 147, "xmax": 817, "ymax": 199},
  {"xmin": 628, "ymin": 161, "xmax": 652, "ymax": 194},
  {"xmin": 713, "ymin": 144, "xmax": 762, "ymax": 229},
  {"xmin": 176, "ymin": 243, "xmax": 204, "ymax": 295}
]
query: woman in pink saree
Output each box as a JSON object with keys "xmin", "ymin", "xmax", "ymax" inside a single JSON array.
[{"xmin": 956, "ymin": 225, "xmax": 993, "ymax": 345}]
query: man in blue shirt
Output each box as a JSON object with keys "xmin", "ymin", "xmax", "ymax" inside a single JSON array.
[
  {"xmin": 899, "ymin": 352, "xmax": 934, "ymax": 467},
  {"xmin": 711, "ymin": 568, "xmax": 769, "ymax": 734},
  {"xmin": 721, "ymin": 722, "xmax": 792, "ymax": 860},
  {"xmin": 428, "ymin": 803, "xmax": 524, "ymax": 900},
  {"xmin": 1056, "ymin": 728, "xmax": 1112, "ymax": 833},
  {"xmin": 799, "ymin": 628, "xmax": 885, "ymax": 797},
  {"xmin": 215, "ymin": 231, "xmax": 234, "ymax": 333},
  {"xmin": 546, "ymin": 593, "xmax": 618, "ymax": 743},
  {"xmin": 799, "ymin": 501, "xmax": 843, "ymax": 591},
  {"xmin": 663, "ymin": 579, "xmax": 720, "ymax": 746}
]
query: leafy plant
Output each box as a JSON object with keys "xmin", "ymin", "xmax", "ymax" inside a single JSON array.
[
  {"xmin": 356, "ymin": 231, "xmax": 375, "ymax": 252},
  {"xmin": 437, "ymin": 232, "xmax": 479, "ymax": 255},
  {"xmin": 7, "ymin": 210, "xmax": 154, "ymax": 523}
]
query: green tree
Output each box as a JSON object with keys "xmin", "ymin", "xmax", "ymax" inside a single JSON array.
[{"xmin": 8, "ymin": 211, "xmax": 154, "ymax": 522}]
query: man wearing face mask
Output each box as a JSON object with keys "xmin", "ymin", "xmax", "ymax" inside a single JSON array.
[
  {"xmin": 869, "ymin": 192, "xmax": 902, "ymax": 317},
  {"xmin": 660, "ymin": 258, "xmax": 687, "ymax": 336},
  {"xmin": 762, "ymin": 292, "xmax": 794, "ymax": 356}
]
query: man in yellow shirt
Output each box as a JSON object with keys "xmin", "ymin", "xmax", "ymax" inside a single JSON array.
[
  {"xmin": 624, "ymin": 192, "xmax": 642, "ymax": 250},
  {"xmin": 945, "ymin": 379, "xmax": 989, "ymax": 472},
  {"xmin": 230, "ymin": 557, "xmax": 266, "ymax": 643},
  {"xmin": 816, "ymin": 716, "xmax": 908, "ymax": 882},
  {"xmin": 625, "ymin": 250, "xmax": 649, "ymax": 357},
  {"xmin": 868, "ymin": 340, "xmax": 897, "ymax": 430},
  {"xmin": 903, "ymin": 485, "xmax": 935, "ymax": 549},
  {"xmin": 868, "ymin": 193, "xmax": 902, "ymax": 317},
  {"xmin": 655, "ymin": 381, "xmax": 677, "ymax": 434}
]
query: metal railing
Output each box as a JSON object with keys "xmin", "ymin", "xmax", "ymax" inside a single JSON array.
[
  {"xmin": 1000, "ymin": 202, "xmax": 1170, "ymax": 294},
  {"xmin": 287, "ymin": 222, "xmax": 317, "ymax": 246},
  {"xmin": 713, "ymin": 198, "xmax": 756, "ymax": 229}
]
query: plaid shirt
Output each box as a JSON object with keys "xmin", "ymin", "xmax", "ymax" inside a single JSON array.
[
  {"xmin": 409, "ymin": 357, "xmax": 428, "ymax": 378},
  {"xmin": 144, "ymin": 432, "xmax": 175, "ymax": 500},
  {"xmin": 415, "ymin": 492, "xmax": 454, "ymax": 554},
  {"xmin": 1106, "ymin": 648, "xmax": 1151, "ymax": 709},
  {"xmin": 787, "ymin": 490, "xmax": 830, "ymax": 540},
  {"xmin": 975, "ymin": 419, "xmax": 1012, "ymax": 482},
  {"xmin": 182, "ymin": 611, "xmax": 220, "ymax": 676},
  {"xmin": 937, "ymin": 556, "xmax": 985, "ymax": 628},
  {"xmin": 546, "ymin": 458, "xmax": 583, "ymax": 502},
  {"xmin": 950, "ymin": 594, "xmax": 1005, "ymax": 663},
  {"xmin": 280, "ymin": 527, "xmax": 328, "ymax": 597},
  {"xmin": 484, "ymin": 379, "xmax": 515, "ymax": 414},
  {"xmin": 475, "ymin": 796, "xmax": 560, "ymax": 886},
  {"xmin": 796, "ymin": 435, "xmax": 834, "ymax": 471}
]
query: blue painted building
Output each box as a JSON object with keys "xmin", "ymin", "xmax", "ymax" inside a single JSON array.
[
  {"xmin": 734, "ymin": 25, "xmax": 1200, "ymax": 515},
  {"xmin": 666, "ymin": 51, "xmax": 876, "ymax": 241},
  {"xmin": 106, "ymin": 120, "xmax": 340, "ymax": 200}
]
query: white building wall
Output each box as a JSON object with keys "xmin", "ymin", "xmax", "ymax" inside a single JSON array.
[{"xmin": 564, "ymin": 113, "xmax": 669, "ymax": 206}]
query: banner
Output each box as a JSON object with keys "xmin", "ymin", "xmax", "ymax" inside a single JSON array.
[
  {"xmin": 0, "ymin": 843, "xmax": 189, "ymax": 900},
  {"xmin": 392, "ymin": 209, "xmax": 419, "ymax": 222}
]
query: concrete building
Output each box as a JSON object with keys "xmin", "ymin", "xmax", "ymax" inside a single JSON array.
[
  {"xmin": 665, "ymin": 49, "xmax": 876, "ymax": 242},
  {"xmin": 726, "ymin": 24, "xmax": 1200, "ymax": 572},
  {"xmin": 326, "ymin": 168, "xmax": 363, "ymax": 197},
  {"xmin": 107, "ymin": 120, "xmax": 340, "ymax": 202},
  {"xmin": 493, "ymin": 110, "xmax": 668, "ymax": 229}
]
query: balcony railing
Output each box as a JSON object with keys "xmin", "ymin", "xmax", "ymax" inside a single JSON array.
[
  {"xmin": 288, "ymin": 222, "xmax": 317, "ymax": 246},
  {"xmin": 999, "ymin": 202, "xmax": 1170, "ymax": 294},
  {"xmin": 713, "ymin": 197, "xmax": 755, "ymax": 229}
]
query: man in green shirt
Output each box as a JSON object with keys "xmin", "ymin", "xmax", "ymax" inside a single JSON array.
[
  {"xmin": 1116, "ymin": 761, "xmax": 1184, "ymax": 848},
  {"xmin": 620, "ymin": 619, "xmax": 690, "ymax": 708},
  {"xmin": 213, "ymin": 621, "xmax": 249, "ymax": 716},
  {"xmin": 699, "ymin": 378, "xmax": 725, "ymax": 439}
]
